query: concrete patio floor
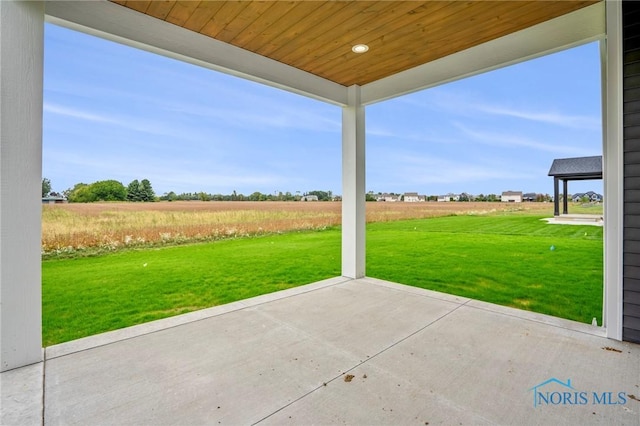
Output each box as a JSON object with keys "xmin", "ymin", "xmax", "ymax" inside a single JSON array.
[{"xmin": 2, "ymin": 277, "xmax": 639, "ymax": 425}]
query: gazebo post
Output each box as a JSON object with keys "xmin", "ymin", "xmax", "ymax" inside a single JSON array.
[
  {"xmin": 563, "ymin": 179, "xmax": 569, "ymax": 214},
  {"xmin": 553, "ymin": 177, "xmax": 560, "ymax": 216}
]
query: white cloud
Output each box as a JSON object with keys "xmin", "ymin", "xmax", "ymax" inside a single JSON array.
[
  {"xmin": 474, "ymin": 104, "xmax": 600, "ymax": 130},
  {"xmin": 164, "ymin": 97, "xmax": 340, "ymax": 133},
  {"xmin": 43, "ymin": 103, "xmax": 118, "ymax": 124},
  {"xmin": 453, "ymin": 122, "xmax": 596, "ymax": 156},
  {"xmin": 398, "ymin": 89, "xmax": 601, "ymax": 131}
]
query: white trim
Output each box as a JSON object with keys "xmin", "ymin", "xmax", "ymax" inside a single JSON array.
[
  {"xmin": 341, "ymin": 86, "xmax": 366, "ymax": 279},
  {"xmin": 0, "ymin": 0, "xmax": 45, "ymax": 371},
  {"xmin": 361, "ymin": 2, "xmax": 605, "ymax": 105},
  {"xmin": 603, "ymin": 0, "xmax": 624, "ymax": 341},
  {"xmin": 44, "ymin": 0, "xmax": 348, "ymax": 106}
]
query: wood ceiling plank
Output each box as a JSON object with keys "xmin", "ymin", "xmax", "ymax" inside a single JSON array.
[
  {"xmin": 254, "ymin": 1, "xmax": 346, "ymax": 59},
  {"xmin": 182, "ymin": 1, "xmax": 226, "ymax": 33},
  {"xmin": 109, "ymin": 0, "xmax": 602, "ymax": 87},
  {"xmin": 223, "ymin": 1, "xmax": 297, "ymax": 48},
  {"xmin": 272, "ymin": 2, "xmax": 391, "ymax": 64},
  {"xmin": 318, "ymin": 1, "xmax": 521, "ymax": 82},
  {"xmin": 318, "ymin": 1, "xmax": 596, "ymax": 86},
  {"xmin": 199, "ymin": 1, "xmax": 253, "ymax": 40},
  {"xmin": 289, "ymin": 1, "xmax": 436, "ymax": 69},
  {"xmin": 117, "ymin": 1, "xmax": 151, "ymax": 14},
  {"xmin": 143, "ymin": 0, "xmax": 175, "ymax": 21},
  {"xmin": 267, "ymin": 1, "xmax": 369, "ymax": 65},
  {"xmin": 293, "ymin": 1, "xmax": 451, "ymax": 71},
  {"xmin": 238, "ymin": 2, "xmax": 326, "ymax": 55},
  {"xmin": 305, "ymin": 1, "xmax": 475, "ymax": 82},
  {"xmin": 412, "ymin": 0, "xmax": 596, "ymax": 61},
  {"xmin": 165, "ymin": 1, "xmax": 201, "ymax": 27}
]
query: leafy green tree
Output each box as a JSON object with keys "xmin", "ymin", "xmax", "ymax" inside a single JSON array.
[
  {"xmin": 91, "ymin": 180, "xmax": 127, "ymax": 201},
  {"xmin": 66, "ymin": 183, "xmax": 91, "ymax": 203},
  {"xmin": 42, "ymin": 178, "xmax": 52, "ymax": 197},
  {"xmin": 159, "ymin": 191, "xmax": 178, "ymax": 201},
  {"xmin": 249, "ymin": 191, "xmax": 268, "ymax": 201}
]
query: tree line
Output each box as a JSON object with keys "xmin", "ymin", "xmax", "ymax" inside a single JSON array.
[
  {"xmin": 159, "ymin": 190, "xmax": 334, "ymax": 202},
  {"xmin": 43, "ymin": 178, "xmax": 156, "ymax": 203},
  {"xmin": 43, "ymin": 178, "xmax": 335, "ymax": 203}
]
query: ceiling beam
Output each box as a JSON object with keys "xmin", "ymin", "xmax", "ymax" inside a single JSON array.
[
  {"xmin": 361, "ymin": 2, "xmax": 605, "ymax": 106},
  {"xmin": 44, "ymin": 0, "xmax": 349, "ymax": 106}
]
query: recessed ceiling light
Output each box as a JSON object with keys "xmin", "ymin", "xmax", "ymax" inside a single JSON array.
[{"xmin": 352, "ymin": 44, "xmax": 369, "ymax": 54}]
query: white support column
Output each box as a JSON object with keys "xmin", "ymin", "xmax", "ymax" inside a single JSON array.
[
  {"xmin": 0, "ymin": 0, "xmax": 44, "ymax": 371},
  {"xmin": 603, "ymin": 0, "xmax": 623, "ymax": 340},
  {"xmin": 341, "ymin": 85, "xmax": 366, "ymax": 279}
]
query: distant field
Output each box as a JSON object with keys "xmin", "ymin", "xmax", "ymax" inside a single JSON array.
[{"xmin": 42, "ymin": 200, "xmax": 579, "ymax": 256}]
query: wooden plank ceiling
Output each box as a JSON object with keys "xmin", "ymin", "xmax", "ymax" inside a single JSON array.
[{"xmin": 111, "ymin": 1, "xmax": 600, "ymax": 87}]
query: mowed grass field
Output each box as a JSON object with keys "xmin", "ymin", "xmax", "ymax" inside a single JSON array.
[
  {"xmin": 42, "ymin": 201, "xmax": 603, "ymax": 346},
  {"xmin": 367, "ymin": 215, "xmax": 603, "ymax": 324}
]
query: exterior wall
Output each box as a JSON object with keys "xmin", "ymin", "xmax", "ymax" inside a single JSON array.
[{"xmin": 623, "ymin": 0, "xmax": 640, "ymax": 343}]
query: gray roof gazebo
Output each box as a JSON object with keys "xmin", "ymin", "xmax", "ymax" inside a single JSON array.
[{"xmin": 548, "ymin": 155, "xmax": 603, "ymax": 216}]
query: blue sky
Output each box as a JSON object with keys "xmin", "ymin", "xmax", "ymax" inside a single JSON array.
[{"xmin": 43, "ymin": 24, "xmax": 603, "ymax": 197}]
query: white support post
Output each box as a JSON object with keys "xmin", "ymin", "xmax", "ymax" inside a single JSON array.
[
  {"xmin": 0, "ymin": 0, "xmax": 44, "ymax": 371},
  {"xmin": 603, "ymin": 0, "xmax": 623, "ymax": 340},
  {"xmin": 341, "ymin": 85, "xmax": 366, "ymax": 279}
]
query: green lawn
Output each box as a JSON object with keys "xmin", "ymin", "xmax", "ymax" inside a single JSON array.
[
  {"xmin": 43, "ymin": 214, "xmax": 603, "ymax": 346},
  {"xmin": 42, "ymin": 230, "xmax": 341, "ymax": 346},
  {"xmin": 367, "ymin": 215, "xmax": 603, "ymax": 324}
]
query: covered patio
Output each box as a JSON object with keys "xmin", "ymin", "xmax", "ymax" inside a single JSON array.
[
  {"xmin": 5, "ymin": 278, "xmax": 640, "ymax": 425},
  {"xmin": 2, "ymin": 1, "xmax": 638, "ymax": 424}
]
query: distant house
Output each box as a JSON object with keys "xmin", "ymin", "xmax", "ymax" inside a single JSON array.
[
  {"xmin": 300, "ymin": 195, "xmax": 318, "ymax": 201},
  {"xmin": 437, "ymin": 193, "xmax": 458, "ymax": 202},
  {"xmin": 572, "ymin": 191, "xmax": 603, "ymax": 203},
  {"xmin": 42, "ymin": 196, "xmax": 67, "ymax": 204},
  {"xmin": 501, "ymin": 191, "xmax": 523, "ymax": 203},
  {"xmin": 522, "ymin": 192, "xmax": 537, "ymax": 202},
  {"xmin": 376, "ymin": 193, "xmax": 399, "ymax": 202},
  {"xmin": 403, "ymin": 192, "xmax": 422, "ymax": 202}
]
